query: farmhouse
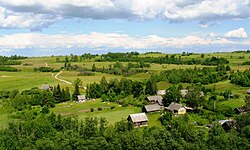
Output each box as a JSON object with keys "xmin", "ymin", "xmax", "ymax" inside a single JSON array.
[
  {"xmin": 142, "ymin": 104, "xmax": 162, "ymax": 113},
  {"xmin": 77, "ymin": 95, "xmax": 86, "ymax": 103},
  {"xmin": 40, "ymin": 84, "xmax": 51, "ymax": 90},
  {"xmin": 165, "ymin": 102, "xmax": 186, "ymax": 115},
  {"xmin": 127, "ymin": 113, "xmax": 148, "ymax": 128},
  {"xmin": 157, "ymin": 90, "xmax": 166, "ymax": 96},
  {"xmin": 147, "ymin": 95, "xmax": 163, "ymax": 106}
]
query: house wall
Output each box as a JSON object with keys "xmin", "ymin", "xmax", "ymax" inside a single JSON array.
[{"xmin": 177, "ymin": 107, "xmax": 186, "ymax": 115}]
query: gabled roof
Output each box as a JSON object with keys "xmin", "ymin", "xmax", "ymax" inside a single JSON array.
[
  {"xmin": 40, "ymin": 84, "xmax": 50, "ymax": 90},
  {"xmin": 128, "ymin": 113, "xmax": 148, "ymax": 123},
  {"xmin": 166, "ymin": 102, "xmax": 184, "ymax": 111},
  {"xmin": 180, "ymin": 89, "xmax": 188, "ymax": 97},
  {"xmin": 77, "ymin": 95, "xmax": 86, "ymax": 100},
  {"xmin": 147, "ymin": 96, "xmax": 163, "ymax": 102},
  {"xmin": 157, "ymin": 90, "xmax": 166, "ymax": 95},
  {"xmin": 144, "ymin": 104, "xmax": 161, "ymax": 112}
]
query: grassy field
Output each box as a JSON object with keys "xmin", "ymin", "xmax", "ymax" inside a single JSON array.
[
  {"xmin": 52, "ymin": 99, "xmax": 161, "ymax": 126},
  {"xmin": 1, "ymin": 52, "xmax": 250, "ymax": 128}
]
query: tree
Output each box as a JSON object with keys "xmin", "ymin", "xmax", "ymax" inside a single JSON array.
[
  {"xmin": 185, "ymin": 84, "xmax": 205, "ymax": 110},
  {"xmin": 100, "ymin": 76, "xmax": 108, "ymax": 94},
  {"xmin": 201, "ymin": 53, "xmax": 205, "ymax": 58},
  {"xmin": 64, "ymin": 87, "xmax": 71, "ymax": 101},
  {"xmin": 145, "ymin": 79, "xmax": 157, "ymax": 95},
  {"xmin": 92, "ymin": 64, "xmax": 96, "ymax": 72},
  {"xmin": 72, "ymin": 79, "xmax": 81, "ymax": 101},
  {"xmin": 163, "ymin": 85, "xmax": 181, "ymax": 106}
]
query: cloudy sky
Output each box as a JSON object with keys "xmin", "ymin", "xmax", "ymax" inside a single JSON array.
[{"xmin": 0, "ymin": 0, "xmax": 250, "ymax": 56}]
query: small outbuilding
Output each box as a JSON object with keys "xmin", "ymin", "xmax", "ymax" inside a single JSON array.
[
  {"xmin": 157, "ymin": 90, "xmax": 166, "ymax": 96},
  {"xmin": 165, "ymin": 102, "xmax": 186, "ymax": 115},
  {"xmin": 77, "ymin": 95, "xmax": 86, "ymax": 103},
  {"xmin": 142, "ymin": 104, "xmax": 162, "ymax": 113},
  {"xmin": 147, "ymin": 96, "xmax": 163, "ymax": 104},
  {"xmin": 127, "ymin": 113, "xmax": 148, "ymax": 128},
  {"xmin": 219, "ymin": 120, "xmax": 235, "ymax": 131},
  {"xmin": 40, "ymin": 84, "xmax": 51, "ymax": 90},
  {"xmin": 235, "ymin": 106, "xmax": 249, "ymax": 114}
]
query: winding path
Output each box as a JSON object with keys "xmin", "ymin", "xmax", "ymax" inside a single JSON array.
[{"xmin": 54, "ymin": 71, "xmax": 72, "ymax": 85}]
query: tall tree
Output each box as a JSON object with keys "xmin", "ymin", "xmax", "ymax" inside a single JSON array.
[
  {"xmin": 100, "ymin": 76, "xmax": 108, "ymax": 94},
  {"xmin": 163, "ymin": 85, "xmax": 182, "ymax": 106}
]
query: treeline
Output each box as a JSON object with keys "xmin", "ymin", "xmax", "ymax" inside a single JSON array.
[
  {"xmin": 154, "ymin": 65, "xmax": 230, "ymax": 85},
  {"xmin": 0, "ymin": 110, "xmax": 249, "ymax": 149},
  {"xmin": 0, "ymin": 55, "xmax": 26, "ymax": 65},
  {"xmin": 34, "ymin": 67, "xmax": 60, "ymax": 72},
  {"xmin": 56, "ymin": 53, "xmax": 98, "ymax": 62},
  {"xmin": 98, "ymin": 52, "xmax": 229, "ymax": 66},
  {"xmin": 1, "ymin": 85, "xmax": 70, "ymax": 111},
  {"xmin": 0, "ymin": 66, "xmax": 18, "ymax": 72},
  {"xmin": 64, "ymin": 62, "xmax": 149, "ymax": 77},
  {"xmin": 230, "ymin": 69, "xmax": 250, "ymax": 87}
]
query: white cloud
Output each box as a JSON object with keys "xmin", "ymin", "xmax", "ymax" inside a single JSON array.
[
  {"xmin": 224, "ymin": 28, "xmax": 248, "ymax": 38},
  {"xmin": 0, "ymin": 32, "xmax": 239, "ymax": 52},
  {"xmin": 0, "ymin": 0, "xmax": 250, "ymax": 29}
]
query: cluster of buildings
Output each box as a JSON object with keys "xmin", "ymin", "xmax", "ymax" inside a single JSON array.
[{"xmin": 128, "ymin": 90, "xmax": 194, "ymax": 128}]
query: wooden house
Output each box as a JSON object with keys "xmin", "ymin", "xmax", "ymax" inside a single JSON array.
[
  {"xmin": 142, "ymin": 104, "xmax": 162, "ymax": 113},
  {"xmin": 127, "ymin": 113, "xmax": 148, "ymax": 128},
  {"xmin": 165, "ymin": 102, "xmax": 186, "ymax": 115},
  {"xmin": 147, "ymin": 96, "xmax": 163, "ymax": 106},
  {"xmin": 77, "ymin": 95, "xmax": 86, "ymax": 103}
]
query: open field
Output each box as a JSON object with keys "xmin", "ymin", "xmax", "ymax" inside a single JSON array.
[
  {"xmin": 1, "ymin": 52, "xmax": 250, "ymax": 128},
  {"xmin": 52, "ymin": 99, "xmax": 161, "ymax": 126}
]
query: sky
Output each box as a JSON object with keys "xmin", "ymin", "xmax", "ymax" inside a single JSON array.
[{"xmin": 0, "ymin": 0, "xmax": 250, "ymax": 56}]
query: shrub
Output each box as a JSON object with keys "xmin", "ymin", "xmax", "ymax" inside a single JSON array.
[
  {"xmin": 90, "ymin": 108, "xmax": 94, "ymax": 112},
  {"xmin": 97, "ymin": 107, "xmax": 102, "ymax": 111},
  {"xmin": 111, "ymin": 106, "xmax": 115, "ymax": 110}
]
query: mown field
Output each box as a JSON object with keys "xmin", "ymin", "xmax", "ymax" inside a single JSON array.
[{"xmin": 0, "ymin": 52, "xmax": 250, "ymax": 128}]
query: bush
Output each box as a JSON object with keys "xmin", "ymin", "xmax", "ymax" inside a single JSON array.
[
  {"xmin": 98, "ymin": 107, "xmax": 102, "ymax": 111},
  {"xmin": 90, "ymin": 108, "xmax": 94, "ymax": 112},
  {"xmin": 111, "ymin": 106, "xmax": 115, "ymax": 109}
]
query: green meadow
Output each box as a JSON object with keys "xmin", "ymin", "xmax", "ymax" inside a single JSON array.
[{"xmin": 1, "ymin": 52, "xmax": 250, "ymax": 128}]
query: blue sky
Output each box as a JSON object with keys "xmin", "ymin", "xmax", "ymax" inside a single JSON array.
[{"xmin": 0, "ymin": 0, "xmax": 250, "ymax": 56}]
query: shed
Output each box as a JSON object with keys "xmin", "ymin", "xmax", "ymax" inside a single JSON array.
[
  {"xmin": 165, "ymin": 102, "xmax": 186, "ymax": 115},
  {"xmin": 147, "ymin": 96, "xmax": 163, "ymax": 104},
  {"xmin": 127, "ymin": 113, "xmax": 148, "ymax": 128},
  {"xmin": 235, "ymin": 106, "xmax": 249, "ymax": 114},
  {"xmin": 142, "ymin": 104, "xmax": 161, "ymax": 113},
  {"xmin": 219, "ymin": 120, "xmax": 235, "ymax": 131},
  {"xmin": 77, "ymin": 95, "xmax": 86, "ymax": 103},
  {"xmin": 40, "ymin": 84, "xmax": 51, "ymax": 90},
  {"xmin": 157, "ymin": 90, "xmax": 166, "ymax": 96}
]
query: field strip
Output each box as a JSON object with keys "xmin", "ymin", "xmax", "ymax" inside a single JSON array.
[
  {"xmin": 0, "ymin": 75, "xmax": 12, "ymax": 78},
  {"xmin": 54, "ymin": 71, "xmax": 72, "ymax": 85}
]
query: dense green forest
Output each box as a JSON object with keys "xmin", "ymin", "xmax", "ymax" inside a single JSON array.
[{"xmin": 0, "ymin": 110, "xmax": 249, "ymax": 149}]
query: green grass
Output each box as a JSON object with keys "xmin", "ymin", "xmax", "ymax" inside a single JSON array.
[{"xmin": 52, "ymin": 99, "xmax": 144, "ymax": 125}]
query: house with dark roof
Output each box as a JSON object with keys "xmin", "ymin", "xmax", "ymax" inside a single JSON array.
[
  {"xmin": 127, "ymin": 113, "xmax": 148, "ymax": 128},
  {"xmin": 219, "ymin": 120, "xmax": 235, "ymax": 131},
  {"xmin": 142, "ymin": 104, "xmax": 162, "ymax": 113},
  {"xmin": 165, "ymin": 102, "xmax": 186, "ymax": 115},
  {"xmin": 77, "ymin": 95, "xmax": 86, "ymax": 103},
  {"xmin": 147, "ymin": 96, "xmax": 163, "ymax": 105}
]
